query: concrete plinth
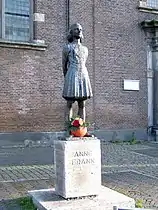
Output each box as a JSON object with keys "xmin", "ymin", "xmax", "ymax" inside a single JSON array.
[
  {"xmin": 29, "ymin": 186, "xmax": 135, "ymax": 210},
  {"xmin": 55, "ymin": 138, "xmax": 101, "ymax": 198}
]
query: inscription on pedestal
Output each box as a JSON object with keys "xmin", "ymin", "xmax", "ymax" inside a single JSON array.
[
  {"xmin": 55, "ymin": 138, "xmax": 101, "ymax": 198},
  {"xmin": 71, "ymin": 151, "xmax": 95, "ymax": 165}
]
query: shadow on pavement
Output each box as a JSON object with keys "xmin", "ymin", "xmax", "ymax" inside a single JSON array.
[{"xmin": 0, "ymin": 199, "xmax": 21, "ymax": 210}]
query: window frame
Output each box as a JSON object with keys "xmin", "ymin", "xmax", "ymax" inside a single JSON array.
[
  {"xmin": 0, "ymin": 0, "xmax": 33, "ymax": 43},
  {"xmin": 139, "ymin": 0, "xmax": 158, "ymax": 14},
  {"xmin": 140, "ymin": 0, "xmax": 158, "ymax": 8}
]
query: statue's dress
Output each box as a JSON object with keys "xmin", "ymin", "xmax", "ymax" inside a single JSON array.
[{"xmin": 62, "ymin": 43, "xmax": 93, "ymax": 100}]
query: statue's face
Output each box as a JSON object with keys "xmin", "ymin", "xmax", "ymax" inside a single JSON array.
[{"xmin": 71, "ymin": 24, "xmax": 83, "ymax": 39}]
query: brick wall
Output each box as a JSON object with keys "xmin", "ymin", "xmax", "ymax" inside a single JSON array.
[
  {"xmin": 94, "ymin": 0, "xmax": 147, "ymax": 129},
  {"xmin": 68, "ymin": 0, "xmax": 156, "ymax": 130},
  {"xmin": 0, "ymin": 0, "xmax": 66, "ymax": 132},
  {"xmin": 0, "ymin": 0, "xmax": 157, "ymax": 132}
]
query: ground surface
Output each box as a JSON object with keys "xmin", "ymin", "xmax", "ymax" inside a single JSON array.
[{"xmin": 0, "ymin": 141, "xmax": 158, "ymax": 209}]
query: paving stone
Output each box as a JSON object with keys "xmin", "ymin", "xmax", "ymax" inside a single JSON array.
[
  {"xmin": 102, "ymin": 171, "xmax": 158, "ymax": 209},
  {"xmin": 0, "ymin": 200, "xmax": 21, "ymax": 210},
  {"xmin": 133, "ymin": 148, "xmax": 158, "ymax": 158},
  {"xmin": 0, "ymin": 142, "xmax": 158, "ymax": 209}
]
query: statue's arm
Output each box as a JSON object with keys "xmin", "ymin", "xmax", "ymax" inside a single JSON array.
[{"xmin": 62, "ymin": 46, "xmax": 68, "ymax": 77}]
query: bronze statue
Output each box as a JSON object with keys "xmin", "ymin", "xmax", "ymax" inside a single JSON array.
[{"xmin": 62, "ymin": 23, "xmax": 93, "ymax": 122}]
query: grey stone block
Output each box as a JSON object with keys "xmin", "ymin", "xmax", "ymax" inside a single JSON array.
[
  {"xmin": 54, "ymin": 138, "xmax": 101, "ymax": 198},
  {"xmin": 29, "ymin": 186, "xmax": 135, "ymax": 210}
]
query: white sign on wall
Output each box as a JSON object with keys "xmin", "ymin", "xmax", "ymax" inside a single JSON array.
[
  {"xmin": 33, "ymin": 13, "xmax": 45, "ymax": 22},
  {"xmin": 123, "ymin": 80, "xmax": 140, "ymax": 91}
]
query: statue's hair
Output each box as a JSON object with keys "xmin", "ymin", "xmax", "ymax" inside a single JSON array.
[{"xmin": 67, "ymin": 23, "xmax": 83, "ymax": 43}]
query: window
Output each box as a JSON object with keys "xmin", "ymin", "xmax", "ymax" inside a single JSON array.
[
  {"xmin": 147, "ymin": 0, "xmax": 158, "ymax": 7},
  {"xmin": 0, "ymin": 0, "xmax": 32, "ymax": 42}
]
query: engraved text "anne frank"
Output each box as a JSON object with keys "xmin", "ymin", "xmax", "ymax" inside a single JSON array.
[{"xmin": 72, "ymin": 151, "xmax": 95, "ymax": 165}]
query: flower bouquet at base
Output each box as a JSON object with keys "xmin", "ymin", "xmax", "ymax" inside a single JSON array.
[{"xmin": 66, "ymin": 116, "xmax": 90, "ymax": 137}]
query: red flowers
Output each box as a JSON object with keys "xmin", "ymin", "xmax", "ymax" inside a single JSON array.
[
  {"xmin": 71, "ymin": 118, "xmax": 84, "ymax": 127},
  {"xmin": 66, "ymin": 117, "xmax": 90, "ymax": 134},
  {"xmin": 69, "ymin": 117, "xmax": 88, "ymax": 137},
  {"xmin": 72, "ymin": 119, "xmax": 80, "ymax": 127}
]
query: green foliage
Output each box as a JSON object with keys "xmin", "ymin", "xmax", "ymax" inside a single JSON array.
[
  {"xmin": 110, "ymin": 139, "xmax": 122, "ymax": 144},
  {"xmin": 129, "ymin": 132, "xmax": 137, "ymax": 145},
  {"xmin": 135, "ymin": 199, "xmax": 143, "ymax": 208},
  {"xmin": 17, "ymin": 197, "xmax": 37, "ymax": 210},
  {"xmin": 110, "ymin": 132, "xmax": 141, "ymax": 145},
  {"xmin": 110, "ymin": 132, "xmax": 122, "ymax": 144}
]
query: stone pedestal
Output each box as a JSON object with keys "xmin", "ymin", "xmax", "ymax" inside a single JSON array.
[
  {"xmin": 54, "ymin": 137, "xmax": 101, "ymax": 198},
  {"xmin": 29, "ymin": 187, "xmax": 135, "ymax": 210},
  {"xmin": 28, "ymin": 136, "xmax": 135, "ymax": 210}
]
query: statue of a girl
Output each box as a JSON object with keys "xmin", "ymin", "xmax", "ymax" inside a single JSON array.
[{"xmin": 62, "ymin": 23, "xmax": 93, "ymax": 122}]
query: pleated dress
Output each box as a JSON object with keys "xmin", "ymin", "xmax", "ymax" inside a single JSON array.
[{"xmin": 62, "ymin": 43, "xmax": 93, "ymax": 101}]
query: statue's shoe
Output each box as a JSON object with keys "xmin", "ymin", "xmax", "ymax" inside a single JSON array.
[{"xmin": 84, "ymin": 133, "xmax": 94, "ymax": 137}]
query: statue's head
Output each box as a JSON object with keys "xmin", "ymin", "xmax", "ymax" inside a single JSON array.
[{"xmin": 67, "ymin": 23, "xmax": 83, "ymax": 43}]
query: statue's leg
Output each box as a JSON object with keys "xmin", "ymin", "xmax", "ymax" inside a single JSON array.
[
  {"xmin": 66, "ymin": 100, "xmax": 74, "ymax": 121},
  {"xmin": 78, "ymin": 100, "xmax": 86, "ymax": 121}
]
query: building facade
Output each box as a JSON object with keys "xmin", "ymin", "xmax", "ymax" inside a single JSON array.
[{"xmin": 0, "ymin": 0, "xmax": 158, "ymax": 141}]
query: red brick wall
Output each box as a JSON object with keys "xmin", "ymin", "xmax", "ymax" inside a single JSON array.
[
  {"xmin": 0, "ymin": 0, "xmax": 66, "ymax": 132},
  {"xmin": 0, "ymin": 0, "xmax": 156, "ymax": 132},
  {"xmin": 94, "ymin": 0, "xmax": 147, "ymax": 129},
  {"xmin": 68, "ymin": 0, "xmax": 150, "ymax": 130}
]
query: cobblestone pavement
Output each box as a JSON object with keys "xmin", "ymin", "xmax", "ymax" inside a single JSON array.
[{"xmin": 0, "ymin": 141, "xmax": 158, "ymax": 209}]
